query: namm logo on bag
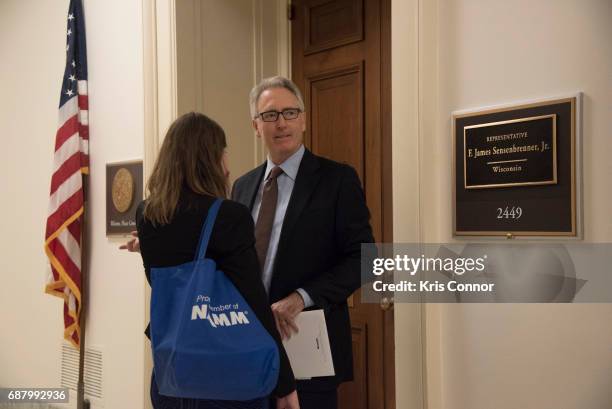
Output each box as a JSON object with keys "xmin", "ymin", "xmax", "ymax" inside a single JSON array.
[{"xmin": 190, "ymin": 295, "xmax": 250, "ymax": 328}]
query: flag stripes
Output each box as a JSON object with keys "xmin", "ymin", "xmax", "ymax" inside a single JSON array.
[{"xmin": 45, "ymin": 0, "xmax": 89, "ymax": 348}]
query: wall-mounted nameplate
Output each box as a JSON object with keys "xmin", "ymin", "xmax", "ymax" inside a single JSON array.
[
  {"xmin": 453, "ymin": 95, "xmax": 581, "ymax": 237},
  {"xmin": 106, "ymin": 160, "xmax": 143, "ymax": 236}
]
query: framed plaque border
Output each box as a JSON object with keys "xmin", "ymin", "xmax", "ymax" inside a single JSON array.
[
  {"xmin": 106, "ymin": 159, "xmax": 144, "ymax": 237},
  {"xmin": 452, "ymin": 93, "xmax": 583, "ymax": 239}
]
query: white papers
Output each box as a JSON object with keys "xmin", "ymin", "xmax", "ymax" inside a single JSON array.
[{"xmin": 282, "ymin": 309, "xmax": 335, "ymax": 380}]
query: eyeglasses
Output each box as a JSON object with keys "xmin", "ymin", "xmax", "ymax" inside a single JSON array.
[{"xmin": 255, "ymin": 108, "xmax": 302, "ymax": 122}]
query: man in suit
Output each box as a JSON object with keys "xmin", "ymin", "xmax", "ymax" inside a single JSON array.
[{"xmin": 232, "ymin": 76, "xmax": 374, "ymax": 409}]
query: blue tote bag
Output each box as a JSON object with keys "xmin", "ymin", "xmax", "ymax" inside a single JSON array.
[{"xmin": 150, "ymin": 199, "xmax": 280, "ymax": 400}]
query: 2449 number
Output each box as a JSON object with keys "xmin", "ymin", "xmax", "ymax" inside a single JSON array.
[{"xmin": 497, "ymin": 206, "xmax": 522, "ymax": 219}]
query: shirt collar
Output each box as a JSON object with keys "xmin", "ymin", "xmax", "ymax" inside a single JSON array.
[{"xmin": 264, "ymin": 144, "xmax": 305, "ymax": 182}]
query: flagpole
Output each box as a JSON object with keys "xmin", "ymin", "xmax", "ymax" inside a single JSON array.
[{"xmin": 77, "ymin": 175, "xmax": 90, "ymax": 409}]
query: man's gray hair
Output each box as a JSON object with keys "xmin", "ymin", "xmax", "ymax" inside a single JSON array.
[{"xmin": 249, "ymin": 76, "xmax": 305, "ymax": 119}]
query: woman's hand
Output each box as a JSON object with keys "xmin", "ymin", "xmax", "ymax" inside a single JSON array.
[
  {"xmin": 276, "ymin": 390, "xmax": 300, "ymax": 409},
  {"xmin": 119, "ymin": 231, "xmax": 140, "ymax": 253}
]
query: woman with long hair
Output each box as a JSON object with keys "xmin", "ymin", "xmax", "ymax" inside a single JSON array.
[{"xmin": 136, "ymin": 112, "xmax": 299, "ymax": 409}]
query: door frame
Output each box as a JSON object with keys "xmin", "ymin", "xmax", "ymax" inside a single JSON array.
[{"xmin": 142, "ymin": 1, "xmax": 171, "ymax": 407}]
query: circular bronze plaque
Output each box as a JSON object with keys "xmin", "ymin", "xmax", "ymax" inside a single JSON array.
[{"xmin": 112, "ymin": 168, "xmax": 134, "ymax": 213}]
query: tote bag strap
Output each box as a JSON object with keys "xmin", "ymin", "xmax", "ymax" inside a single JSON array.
[{"xmin": 194, "ymin": 198, "xmax": 223, "ymax": 261}]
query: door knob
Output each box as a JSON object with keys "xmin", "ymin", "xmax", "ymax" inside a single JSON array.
[{"xmin": 380, "ymin": 296, "xmax": 394, "ymax": 311}]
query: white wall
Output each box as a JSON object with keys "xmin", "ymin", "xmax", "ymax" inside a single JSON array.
[
  {"xmin": 393, "ymin": 0, "xmax": 612, "ymax": 408},
  {"xmin": 0, "ymin": 0, "xmax": 68, "ymax": 389},
  {"xmin": 198, "ymin": 0, "xmax": 259, "ymax": 181},
  {"xmin": 175, "ymin": 0, "xmax": 290, "ymax": 184},
  {"xmin": 84, "ymin": 0, "xmax": 145, "ymax": 407},
  {"xmin": 0, "ymin": 1, "xmax": 145, "ymax": 408}
]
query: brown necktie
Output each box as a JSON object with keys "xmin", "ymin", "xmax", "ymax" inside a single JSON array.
[{"xmin": 254, "ymin": 166, "xmax": 283, "ymax": 271}]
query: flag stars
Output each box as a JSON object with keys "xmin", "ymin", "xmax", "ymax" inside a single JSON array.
[
  {"xmin": 66, "ymin": 44, "xmax": 70, "ymax": 51},
  {"xmin": 66, "ymin": 89, "xmax": 74, "ymax": 97},
  {"xmin": 71, "ymin": 60, "xmax": 76, "ymax": 68},
  {"xmin": 67, "ymin": 29, "xmax": 72, "ymax": 36},
  {"xmin": 68, "ymin": 75, "xmax": 76, "ymax": 82},
  {"xmin": 68, "ymin": 13, "xmax": 75, "ymax": 21}
]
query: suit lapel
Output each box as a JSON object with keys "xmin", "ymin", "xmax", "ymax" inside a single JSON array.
[
  {"xmin": 240, "ymin": 163, "xmax": 266, "ymax": 211},
  {"xmin": 276, "ymin": 149, "xmax": 322, "ymax": 259}
]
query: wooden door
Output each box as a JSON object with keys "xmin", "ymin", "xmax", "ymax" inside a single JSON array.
[{"xmin": 291, "ymin": 1, "xmax": 393, "ymax": 408}]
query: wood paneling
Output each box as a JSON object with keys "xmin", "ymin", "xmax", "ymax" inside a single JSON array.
[
  {"xmin": 303, "ymin": 0, "xmax": 364, "ymax": 55},
  {"xmin": 338, "ymin": 320, "xmax": 368, "ymax": 409},
  {"xmin": 305, "ymin": 63, "xmax": 364, "ymax": 179}
]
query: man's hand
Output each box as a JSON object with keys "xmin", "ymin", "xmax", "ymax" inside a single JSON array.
[
  {"xmin": 271, "ymin": 292, "xmax": 305, "ymax": 340},
  {"xmin": 119, "ymin": 231, "xmax": 140, "ymax": 253},
  {"xmin": 276, "ymin": 390, "xmax": 300, "ymax": 409}
]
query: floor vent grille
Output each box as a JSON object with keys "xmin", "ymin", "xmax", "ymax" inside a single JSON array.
[{"xmin": 60, "ymin": 343, "xmax": 103, "ymax": 400}]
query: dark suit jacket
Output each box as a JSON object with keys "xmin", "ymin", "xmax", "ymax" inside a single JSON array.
[{"xmin": 231, "ymin": 148, "xmax": 374, "ymax": 391}]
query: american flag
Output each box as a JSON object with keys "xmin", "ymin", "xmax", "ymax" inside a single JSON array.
[{"xmin": 44, "ymin": 0, "xmax": 89, "ymax": 348}]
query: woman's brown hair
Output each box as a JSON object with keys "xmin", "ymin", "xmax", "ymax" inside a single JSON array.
[{"xmin": 143, "ymin": 112, "xmax": 228, "ymax": 225}]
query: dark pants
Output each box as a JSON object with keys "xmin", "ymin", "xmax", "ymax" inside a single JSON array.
[
  {"xmin": 269, "ymin": 389, "xmax": 337, "ymax": 409},
  {"xmin": 298, "ymin": 389, "xmax": 338, "ymax": 409},
  {"xmin": 151, "ymin": 373, "xmax": 268, "ymax": 409}
]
